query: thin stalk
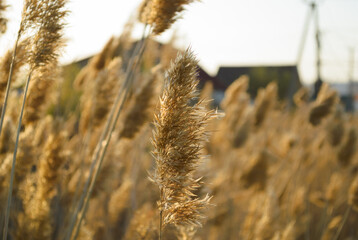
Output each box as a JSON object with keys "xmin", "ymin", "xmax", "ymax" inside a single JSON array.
[
  {"xmin": 2, "ymin": 70, "xmax": 33, "ymax": 240},
  {"xmin": 71, "ymin": 38, "xmax": 147, "ymax": 240},
  {"xmin": 159, "ymin": 188, "xmax": 163, "ymax": 240},
  {"xmin": 332, "ymin": 206, "xmax": 351, "ymax": 240},
  {"xmin": 0, "ymin": 34, "xmax": 20, "ymax": 137},
  {"xmin": 65, "ymin": 41, "xmax": 141, "ymax": 240},
  {"xmin": 65, "ymin": 27, "xmax": 148, "ymax": 240}
]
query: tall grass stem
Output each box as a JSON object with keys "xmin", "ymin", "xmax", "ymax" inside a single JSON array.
[
  {"xmin": 2, "ymin": 70, "xmax": 33, "ymax": 240},
  {"xmin": 0, "ymin": 35, "xmax": 20, "ymax": 137}
]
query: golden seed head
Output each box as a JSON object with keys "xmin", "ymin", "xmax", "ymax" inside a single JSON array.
[
  {"xmin": 309, "ymin": 83, "xmax": 338, "ymax": 126},
  {"xmin": 138, "ymin": 0, "xmax": 196, "ymax": 35},
  {"xmin": 27, "ymin": 0, "xmax": 68, "ymax": 69},
  {"xmin": 152, "ymin": 48, "xmax": 213, "ymax": 227},
  {"xmin": 0, "ymin": 0, "xmax": 8, "ymax": 33},
  {"xmin": 349, "ymin": 176, "xmax": 358, "ymax": 211}
]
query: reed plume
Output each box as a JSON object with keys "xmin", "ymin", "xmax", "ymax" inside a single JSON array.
[
  {"xmin": 28, "ymin": 0, "xmax": 67, "ymax": 69},
  {"xmin": 0, "ymin": 0, "xmax": 7, "ymax": 33},
  {"xmin": 326, "ymin": 107, "xmax": 345, "ymax": 147},
  {"xmin": 37, "ymin": 132, "xmax": 67, "ymax": 199},
  {"xmin": 139, "ymin": 0, "xmax": 197, "ymax": 35},
  {"xmin": 74, "ymin": 37, "xmax": 118, "ymax": 89},
  {"xmin": 108, "ymin": 180, "xmax": 132, "ymax": 225},
  {"xmin": 240, "ymin": 151, "xmax": 268, "ymax": 190},
  {"xmin": 14, "ymin": 126, "xmax": 37, "ymax": 187},
  {"xmin": 152, "ymin": 49, "xmax": 213, "ymax": 237},
  {"xmin": 124, "ymin": 204, "xmax": 158, "ymax": 240},
  {"xmin": 321, "ymin": 216, "xmax": 342, "ymax": 240},
  {"xmin": 19, "ymin": 0, "xmax": 45, "ymax": 35},
  {"xmin": 221, "ymin": 75, "xmax": 249, "ymax": 110},
  {"xmin": 337, "ymin": 127, "xmax": 357, "ymax": 166},
  {"xmin": 219, "ymin": 76, "xmax": 251, "ymax": 147},
  {"xmin": 349, "ymin": 176, "xmax": 358, "ymax": 211},
  {"xmin": 23, "ymin": 66, "xmax": 57, "ymax": 125},
  {"xmin": 92, "ymin": 57, "xmax": 122, "ymax": 128},
  {"xmin": 18, "ymin": 132, "xmax": 66, "ymax": 239},
  {"xmin": 253, "ymin": 82, "xmax": 277, "ymax": 127},
  {"xmin": 325, "ymin": 173, "xmax": 343, "ymax": 205},
  {"xmin": 0, "ymin": 39, "xmax": 29, "ymax": 101},
  {"xmin": 293, "ymin": 87, "xmax": 309, "ymax": 107},
  {"xmin": 309, "ymin": 83, "xmax": 338, "ymax": 126},
  {"xmin": 3, "ymin": 1, "xmax": 68, "ymax": 238},
  {"xmin": 0, "ymin": 0, "xmax": 45, "ymax": 138},
  {"xmin": 119, "ymin": 66, "xmax": 159, "ymax": 139}
]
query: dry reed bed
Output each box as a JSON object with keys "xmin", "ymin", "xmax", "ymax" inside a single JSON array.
[{"xmin": 0, "ymin": 0, "xmax": 357, "ymax": 239}]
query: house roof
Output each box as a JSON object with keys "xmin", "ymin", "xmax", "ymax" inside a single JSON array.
[{"xmin": 216, "ymin": 65, "xmax": 300, "ymax": 88}]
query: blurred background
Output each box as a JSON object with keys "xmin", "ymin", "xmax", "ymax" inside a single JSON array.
[{"xmin": 1, "ymin": 0, "xmax": 358, "ymax": 110}]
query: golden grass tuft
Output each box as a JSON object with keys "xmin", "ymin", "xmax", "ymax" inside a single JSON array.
[
  {"xmin": 118, "ymin": 67, "xmax": 159, "ymax": 139},
  {"xmin": 152, "ymin": 49, "xmax": 214, "ymax": 234},
  {"xmin": 0, "ymin": 0, "xmax": 7, "ymax": 33},
  {"xmin": 1, "ymin": 1, "xmax": 358, "ymax": 239},
  {"xmin": 349, "ymin": 176, "xmax": 358, "ymax": 211},
  {"xmin": 337, "ymin": 126, "xmax": 357, "ymax": 166},
  {"xmin": 23, "ymin": 66, "xmax": 57, "ymax": 125},
  {"xmin": 138, "ymin": 0, "xmax": 197, "ymax": 35},
  {"xmin": 0, "ymin": 39, "xmax": 29, "ymax": 100},
  {"xmin": 253, "ymin": 82, "xmax": 277, "ymax": 127},
  {"xmin": 309, "ymin": 83, "xmax": 339, "ymax": 126},
  {"xmin": 240, "ymin": 151, "xmax": 268, "ymax": 190}
]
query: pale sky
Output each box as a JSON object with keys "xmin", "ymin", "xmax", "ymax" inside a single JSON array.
[{"xmin": 1, "ymin": 0, "xmax": 358, "ymax": 85}]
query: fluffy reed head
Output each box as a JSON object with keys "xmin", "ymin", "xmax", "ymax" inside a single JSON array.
[
  {"xmin": 348, "ymin": 176, "xmax": 358, "ymax": 211},
  {"xmin": 221, "ymin": 75, "xmax": 249, "ymax": 110},
  {"xmin": 240, "ymin": 151, "xmax": 268, "ymax": 190},
  {"xmin": 138, "ymin": 0, "xmax": 196, "ymax": 35},
  {"xmin": 152, "ymin": 49, "xmax": 213, "ymax": 228},
  {"xmin": 326, "ymin": 107, "xmax": 345, "ymax": 147},
  {"xmin": 19, "ymin": 0, "xmax": 43, "ymax": 34},
  {"xmin": 124, "ymin": 204, "xmax": 158, "ymax": 240},
  {"xmin": 119, "ymin": 66, "xmax": 159, "ymax": 139},
  {"xmin": 29, "ymin": 0, "xmax": 68, "ymax": 69},
  {"xmin": 92, "ymin": 57, "xmax": 122, "ymax": 127},
  {"xmin": 337, "ymin": 127, "xmax": 357, "ymax": 166},
  {"xmin": 325, "ymin": 173, "xmax": 343, "ymax": 205},
  {"xmin": 0, "ymin": 39, "xmax": 29, "ymax": 100},
  {"xmin": 253, "ymin": 82, "xmax": 277, "ymax": 127},
  {"xmin": 23, "ymin": 65, "xmax": 56, "ymax": 125},
  {"xmin": 0, "ymin": 0, "xmax": 7, "ymax": 33},
  {"xmin": 73, "ymin": 37, "xmax": 118, "ymax": 89},
  {"xmin": 219, "ymin": 75, "xmax": 250, "ymax": 145},
  {"xmin": 37, "ymin": 131, "xmax": 67, "ymax": 199},
  {"xmin": 309, "ymin": 83, "xmax": 338, "ymax": 126},
  {"xmin": 293, "ymin": 87, "xmax": 309, "ymax": 107}
]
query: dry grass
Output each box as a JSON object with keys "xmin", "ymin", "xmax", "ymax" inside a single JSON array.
[{"xmin": 0, "ymin": 1, "xmax": 357, "ymax": 240}]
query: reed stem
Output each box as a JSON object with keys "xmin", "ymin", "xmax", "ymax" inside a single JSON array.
[
  {"xmin": 66, "ymin": 26, "xmax": 148, "ymax": 240},
  {"xmin": 2, "ymin": 70, "xmax": 33, "ymax": 240},
  {"xmin": 159, "ymin": 188, "xmax": 163, "ymax": 240},
  {"xmin": 0, "ymin": 33, "xmax": 20, "ymax": 137},
  {"xmin": 332, "ymin": 206, "xmax": 351, "ymax": 240}
]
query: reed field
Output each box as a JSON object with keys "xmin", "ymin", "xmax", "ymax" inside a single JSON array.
[{"xmin": 0, "ymin": 0, "xmax": 357, "ymax": 239}]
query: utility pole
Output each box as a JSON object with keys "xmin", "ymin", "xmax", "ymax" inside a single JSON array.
[
  {"xmin": 296, "ymin": 1, "xmax": 323, "ymax": 99},
  {"xmin": 347, "ymin": 47, "xmax": 355, "ymax": 111},
  {"xmin": 312, "ymin": 2, "xmax": 323, "ymax": 99}
]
